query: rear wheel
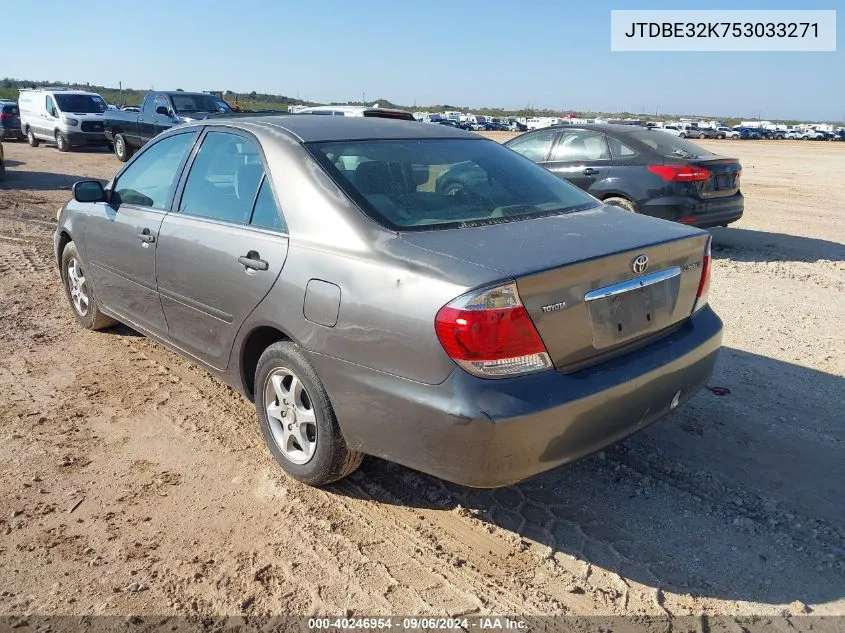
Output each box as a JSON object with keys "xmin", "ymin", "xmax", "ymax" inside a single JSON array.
[
  {"xmin": 114, "ymin": 134, "xmax": 132, "ymax": 162},
  {"xmin": 26, "ymin": 128, "xmax": 39, "ymax": 147},
  {"xmin": 603, "ymin": 196, "xmax": 637, "ymax": 213},
  {"xmin": 698, "ymin": 133, "xmax": 707, "ymax": 139},
  {"xmin": 679, "ymin": 133, "xmax": 687, "ymax": 138},
  {"xmin": 255, "ymin": 341, "xmax": 363, "ymax": 486},
  {"xmin": 55, "ymin": 131, "xmax": 70, "ymax": 152},
  {"xmin": 60, "ymin": 242, "xmax": 116, "ymax": 330}
]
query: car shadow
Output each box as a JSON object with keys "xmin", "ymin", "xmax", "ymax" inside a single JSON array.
[
  {"xmin": 2, "ymin": 159, "xmax": 25, "ymax": 168},
  {"xmin": 0, "ymin": 169, "xmax": 98, "ymax": 192},
  {"xmin": 709, "ymin": 227, "xmax": 845, "ymax": 263},
  {"xmin": 334, "ymin": 347, "xmax": 845, "ymax": 607}
]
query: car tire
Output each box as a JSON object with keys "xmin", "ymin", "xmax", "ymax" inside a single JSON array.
[
  {"xmin": 603, "ymin": 196, "xmax": 637, "ymax": 213},
  {"xmin": 718, "ymin": 134, "xmax": 725, "ymax": 139},
  {"xmin": 114, "ymin": 134, "xmax": 132, "ymax": 162},
  {"xmin": 55, "ymin": 131, "xmax": 70, "ymax": 152},
  {"xmin": 60, "ymin": 241, "xmax": 117, "ymax": 331},
  {"xmin": 679, "ymin": 133, "xmax": 687, "ymax": 138},
  {"xmin": 0, "ymin": 159, "xmax": 5, "ymax": 180},
  {"xmin": 26, "ymin": 127, "xmax": 39, "ymax": 147},
  {"xmin": 698, "ymin": 133, "xmax": 707, "ymax": 139},
  {"xmin": 254, "ymin": 341, "xmax": 363, "ymax": 486}
]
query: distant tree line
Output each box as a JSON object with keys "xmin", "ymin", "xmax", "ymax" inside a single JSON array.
[{"xmin": 0, "ymin": 78, "xmax": 832, "ymax": 125}]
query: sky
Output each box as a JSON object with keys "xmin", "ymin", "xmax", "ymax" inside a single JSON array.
[{"xmin": 5, "ymin": 0, "xmax": 842, "ymax": 121}]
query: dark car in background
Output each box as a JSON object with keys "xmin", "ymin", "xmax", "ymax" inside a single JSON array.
[
  {"xmin": 104, "ymin": 91, "xmax": 233, "ymax": 161},
  {"xmin": 0, "ymin": 101, "xmax": 23, "ymax": 141},
  {"xmin": 438, "ymin": 124, "xmax": 743, "ymax": 228}
]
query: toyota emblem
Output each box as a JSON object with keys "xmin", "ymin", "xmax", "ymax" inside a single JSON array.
[{"xmin": 631, "ymin": 254, "xmax": 649, "ymax": 274}]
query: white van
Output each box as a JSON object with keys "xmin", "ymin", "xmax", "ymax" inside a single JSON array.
[{"xmin": 18, "ymin": 89, "xmax": 110, "ymax": 151}]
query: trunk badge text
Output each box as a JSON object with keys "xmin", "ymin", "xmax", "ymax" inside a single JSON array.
[
  {"xmin": 683, "ymin": 261, "xmax": 702, "ymax": 272},
  {"xmin": 541, "ymin": 301, "xmax": 567, "ymax": 313},
  {"xmin": 631, "ymin": 254, "xmax": 649, "ymax": 274}
]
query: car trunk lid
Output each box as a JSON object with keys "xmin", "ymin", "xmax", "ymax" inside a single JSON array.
[
  {"xmin": 402, "ymin": 205, "xmax": 710, "ymax": 371},
  {"xmin": 683, "ymin": 156, "xmax": 742, "ymax": 199}
]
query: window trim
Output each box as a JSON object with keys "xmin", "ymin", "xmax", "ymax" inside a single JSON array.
[{"xmin": 109, "ymin": 129, "xmax": 199, "ymax": 213}]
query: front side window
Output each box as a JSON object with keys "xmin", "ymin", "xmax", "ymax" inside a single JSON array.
[
  {"xmin": 113, "ymin": 132, "xmax": 197, "ymax": 209},
  {"xmin": 179, "ymin": 131, "xmax": 264, "ymax": 224},
  {"xmin": 550, "ymin": 131, "xmax": 609, "ymax": 161},
  {"xmin": 505, "ymin": 130, "xmax": 556, "ymax": 162},
  {"xmin": 308, "ymin": 138, "xmax": 598, "ymax": 231},
  {"xmin": 153, "ymin": 96, "xmax": 170, "ymax": 115},
  {"xmin": 45, "ymin": 96, "xmax": 58, "ymax": 117}
]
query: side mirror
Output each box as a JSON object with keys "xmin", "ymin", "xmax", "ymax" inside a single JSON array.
[
  {"xmin": 155, "ymin": 105, "xmax": 170, "ymax": 116},
  {"xmin": 72, "ymin": 180, "xmax": 107, "ymax": 203}
]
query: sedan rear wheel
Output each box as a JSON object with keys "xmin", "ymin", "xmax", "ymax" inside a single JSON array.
[{"xmin": 255, "ymin": 341, "xmax": 362, "ymax": 486}]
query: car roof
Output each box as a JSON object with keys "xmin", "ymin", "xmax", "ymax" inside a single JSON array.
[
  {"xmin": 549, "ymin": 123, "xmax": 654, "ymax": 135},
  {"xmin": 202, "ymin": 115, "xmax": 477, "ymax": 142}
]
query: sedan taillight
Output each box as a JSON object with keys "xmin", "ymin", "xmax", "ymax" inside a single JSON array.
[
  {"xmin": 435, "ymin": 282, "xmax": 551, "ymax": 378},
  {"xmin": 648, "ymin": 165, "xmax": 711, "ymax": 182},
  {"xmin": 692, "ymin": 238, "xmax": 712, "ymax": 313}
]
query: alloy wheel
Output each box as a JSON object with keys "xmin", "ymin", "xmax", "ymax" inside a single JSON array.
[
  {"xmin": 264, "ymin": 367, "xmax": 318, "ymax": 465},
  {"xmin": 66, "ymin": 257, "xmax": 89, "ymax": 316}
]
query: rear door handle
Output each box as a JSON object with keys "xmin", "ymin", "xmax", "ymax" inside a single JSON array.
[
  {"xmin": 582, "ymin": 168, "xmax": 600, "ymax": 175},
  {"xmin": 138, "ymin": 228, "xmax": 155, "ymax": 244},
  {"xmin": 238, "ymin": 251, "xmax": 269, "ymax": 271}
]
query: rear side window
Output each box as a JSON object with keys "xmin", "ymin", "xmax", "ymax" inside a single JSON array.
[
  {"xmin": 506, "ymin": 130, "xmax": 556, "ymax": 162},
  {"xmin": 550, "ymin": 131, "xmax": 609, "ymax": 161},
  {"xmin": 250, "ymin": 178, "xmax": 287, "ymax": 232},
  {"xmin": 607, "ymin": 136, "xmax": 638, "ymax": 158},
  {"xmin": 179, "ymin": 131, "xmax": 264, "ymax": 224}
]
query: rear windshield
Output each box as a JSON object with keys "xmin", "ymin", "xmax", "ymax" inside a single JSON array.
[
  {"xmin": 54, "ymin": 94, "xmax": 107, "ymax": 114},
  {"xmin": 1, "ymin": 104, "xmax": 18, "ymax": 115},
  {"xmin": 362, "ymin": 110, "xmax": 416, "ymax": 121},
  {"xmin": 307, "ymin": 138, "xmax": 599, "ymax": 231},
  {"xmin": 628, "ymin": 130, "xmax": 714, "ymax": 159},
  {"xmin": 171, "ymin": 94, "xmax": 233, "ymax": 114}
]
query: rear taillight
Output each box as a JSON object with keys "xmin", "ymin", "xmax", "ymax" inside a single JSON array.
[
  {"xmin": 692, "ymin": 238, "xmax": 712, "ymax": 313},
  {"xmin": 0, "ymin": 113, "xmax": 9, "ymax": 120},
  {"xmin": 435, "ymin": 282, "xmax": 551, "ymax": 378},
  {"xmin": 648, "ymin": 165, "xmax": 711, "ymax": 182}
]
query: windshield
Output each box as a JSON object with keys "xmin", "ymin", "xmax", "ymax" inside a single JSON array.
[
  {"xmin": 307, "ymin": 138, "xmax": 599, "ymax": 231},
  {"xmin": 54, "ymin": 94, "xmax": 107, "ymax": 114},
  {"xmin": 627, "ymin": 130, "xmax": 714, "ymax": 160},
  {"xmin": 171, "ymin": 94, "xmax": 233, "ymax": 114}
]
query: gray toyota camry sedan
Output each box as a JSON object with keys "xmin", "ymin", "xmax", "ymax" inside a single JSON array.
[{"xmin": 54, "ymin": 116, "xmax": 722, "ymax": 488}]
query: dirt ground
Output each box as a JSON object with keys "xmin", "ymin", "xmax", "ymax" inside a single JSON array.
[{"xmin": 0, "ymin": 135, "xmax": 843, "ymax": 620}]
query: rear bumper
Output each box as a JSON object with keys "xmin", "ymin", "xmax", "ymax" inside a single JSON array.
[
  {"xmin": 310, "ymin": 306, "xmax": 723, "ymax": 488},
  {"xmin": 0, "ymin": 129, "xmax": 24, "ymax": 140},
  {"xmin": 639, "ymin": 192, "xmax": 743, "ymax": 228}
]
